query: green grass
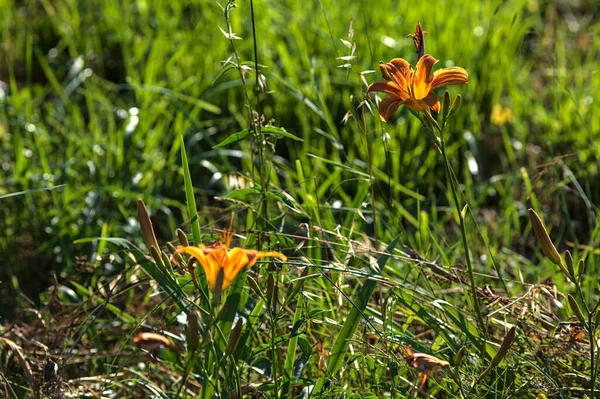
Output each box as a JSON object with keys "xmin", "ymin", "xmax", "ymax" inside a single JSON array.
[{"xmin": 1, "ymin": 0, "xmax": 600, "ymax": 397}]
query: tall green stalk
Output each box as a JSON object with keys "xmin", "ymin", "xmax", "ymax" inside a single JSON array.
[
  {"xmin": 423, "ymin": 108, "xmax": 486, "ymax": 350},
  {"xmin": 223, "ymin": 0, "xmax": 269, "ymax": 239}
]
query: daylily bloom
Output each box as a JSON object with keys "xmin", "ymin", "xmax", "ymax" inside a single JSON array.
[
  {"xmin": 133, "ymin": 332, "xmax": 177, "ymax": 351},
  {"xmin": 173, "ymin": 232, "xmax": 287, "ymax": 292},
  {"xmin": 404, "ymin": 346, "xmax": 452, "ymax": 389},
  {"xmin": 368, "ymin": 55, "xmax": 468, "ymax": 121}
]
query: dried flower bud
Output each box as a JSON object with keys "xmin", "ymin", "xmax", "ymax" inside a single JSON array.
[{"xmin": 407, "ymin": 23, "xmax": 427, "ymax": 61}]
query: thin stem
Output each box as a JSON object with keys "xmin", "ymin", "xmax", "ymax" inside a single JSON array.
[
  {"xmin": 589, "ymin": 311, "xmax": 596, "ymax": 399},
  {"xmin": 361, "ymin": 106, "xmax": 378, "ymax": 251},
  {"xmin": 224, "ymin": 1, "xmax": 268, "ymax": 245},
  {"xmin": 249, "ymin": 0, "xmax": 269, "ymax": 239},
  {"xmin": 435, "ymin": 116, "xmax": 486, "ymax": 352}
]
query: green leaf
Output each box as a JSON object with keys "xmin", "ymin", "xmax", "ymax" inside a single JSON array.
[
  {"xmin": 308, "ymin": 153, "xmax": 370, "ymax": 177},
  {"xmin": 181, "ymin": 136, "xmax": 202, "ymax": 246},
  {"xmin": 73, "ymin": 237, "xmax": 139, "ymax": 250},
  {"xmin": 212, "ymin": 63, "xmax": 238, "ymax": 85},
  {"xmin": 213, "ymin": 130, "xmax": 250, "ymax": 148},
  {"xmin": 0, "ymin": 184, "xmax": 66, "ymax": 200},
  {"xmin": 137, "ymin": 256, "xmax": 190, "ymax": 313},
  {"xmin": 281, "ymin": 290, "xmax": 304, "ymax": 397},
  {"xmin": 262, "ymin": 125, "xmax": 303, "ymax": 141}
]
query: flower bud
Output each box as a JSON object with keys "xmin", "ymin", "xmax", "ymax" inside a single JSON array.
[
  {"xmin": 578, "ymin": 259, "xmax": 586, "ymax": 280},
  {"xmin": 528, "ymin": 209, "xmax": 565, "ymax": 272},
  {"xmin": 177, "ymin": 229, "xmax": 189, "ymax": 247},
  {"xmin": 564, "ymin": 251, "xmax": 575, "ymax": 278},
  {"xmin": 449, "ymin": 95, "xmax": 461, "ymax": 116},
  {"xmin": 454, "ymin": 345, "xmax": 467, "ymax": 369},
  {"xmin": 186, "ymin": 309, "xmax": 201, "ymax": 352},
  {"xmin": 167, "ymin": 242, "xmax": 178, "ymax": 254},
  {"xmin": 479, "ymin": 326, "xmax": 516, "ymax": 381},
  {"xmin": 442, "ymin": 91, "xmax": 451, "ymax": 117},
  {"xmin": 225, "ymin": 318, "xmax": 244, "ymax": 356},
  {"xmin": 150, "ymin": 246, "xmax": 166, "ymax": 271},
  {"xmin": 568, "ymin": 294, "xmax": 587, "ymax": 325},
  {"xmin": 137, "ymin": 199, "xmax": 159, "ymax": 251},
  {"xmin": 212, "ymin": 268, "xmax": 225, "ymax": 307}
]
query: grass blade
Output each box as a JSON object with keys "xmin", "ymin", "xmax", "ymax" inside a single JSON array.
[
  {"xmin": 181, "ymin": 136, "xmax": 202, "ymax": 245},
  {"xmin": 313, "ymin": 236, "xmax": 399, "ymax": 394}
]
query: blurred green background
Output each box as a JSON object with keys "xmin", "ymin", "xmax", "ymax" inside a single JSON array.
[{"xmin": 1, "ymin": 0, "xmax": 599, "ymax": 319}]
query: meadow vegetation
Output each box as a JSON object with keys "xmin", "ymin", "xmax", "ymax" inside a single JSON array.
[{"xmin": 1, "ymin": 0, "xmax": 600, "ymax": 397}]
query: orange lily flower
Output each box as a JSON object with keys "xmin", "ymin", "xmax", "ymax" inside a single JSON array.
[
  {"xmin": 367, "ymin": 55, "xmax": 468, "ymax": 121},
  {"xmin": 404, "ymin": 346, "xmax": 452, "ymax": 389},
  {"xmin": 173, "ymin": 232, "xmax": 287, "ymax": 292},
  {"xmin": 133, "ymin": 332, "xmax": 177, "ymax": 352}
]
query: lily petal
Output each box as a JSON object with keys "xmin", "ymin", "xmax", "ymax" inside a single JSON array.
[
  {"xmin": 367, "ymin": 81, "xmax": 402, "ymax": 96},
  {"xmin": 422, "ymin": 92, "xmax": 440, "ymax": 113},
  {"xmin": 176, "ymin": 245, "xmax": 221, "ymax": 290},
  {"xmin": 378, "ymin": 96, "xmax": 405, "ymax": 122},
  {"xmin": 431, "ymin": 67, "xmax": 469, "ymax": 90},
  {"xmin": 379, "ymin": 58, "xmax": 411, "ymax": 97},
  {"xmin": 254, "ymin": 250, "xmax": 287, "ymax": 265},
  {"xmin": 224, "ymin": 247, "xmax": 252, "ymax": 289},
  {"xmin": 402, "ymin": 98, "xmax": 429, "ymax": 112},
  {"xmin": 412, "ymin": 55, "xmax": 438, "ymax": 99}
]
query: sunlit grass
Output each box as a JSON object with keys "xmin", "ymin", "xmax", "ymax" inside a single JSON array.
[{"xmin": 1, "ymin": 0, "xmax": 600, "ymax": 397}]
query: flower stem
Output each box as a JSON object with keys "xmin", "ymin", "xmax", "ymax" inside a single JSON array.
[{"xmin": 434, "ymin": 117, "xmax": 486, "ymax": 351}]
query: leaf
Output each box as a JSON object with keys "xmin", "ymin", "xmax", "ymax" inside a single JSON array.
[
  {"xmin": 181, "ymin": 136, "xmax": 202, "ymax": 245},
  {"xmin": 308, "ymin": 153, "xmax": 370, "ymax": 177},
  {"xmin": 73, "ymin": 237, "xmax": 139, "ymax": 250},
  {"xmin": 213, "ymin": 62, "xmax": 238, "ymax": 85},
  {"xmin": 0, "ymin": 184, "xmax": 66, "ymax": 200},
  {"xmin": 293, "ymin": 355, "xmax": 308, "ymax": 382},
  {"xmin": 213, "ymin": 130, "xmax": 250, "ymax": 148},
  {"xmin": 137, "ymin": 256, "xmax": 191, "ymax": 314},
  {"xmin": 262, "ymin": 125, "xmax": 303, "ymax": 142},
  {"xmin": 281, "ymin": 290, "xmax": 304, "ymax": 397}
]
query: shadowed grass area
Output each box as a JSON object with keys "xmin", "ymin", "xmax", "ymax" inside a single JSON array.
[{"xmin": 1, "ymin": 0, "xmax": 600, "ymax": 397}]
